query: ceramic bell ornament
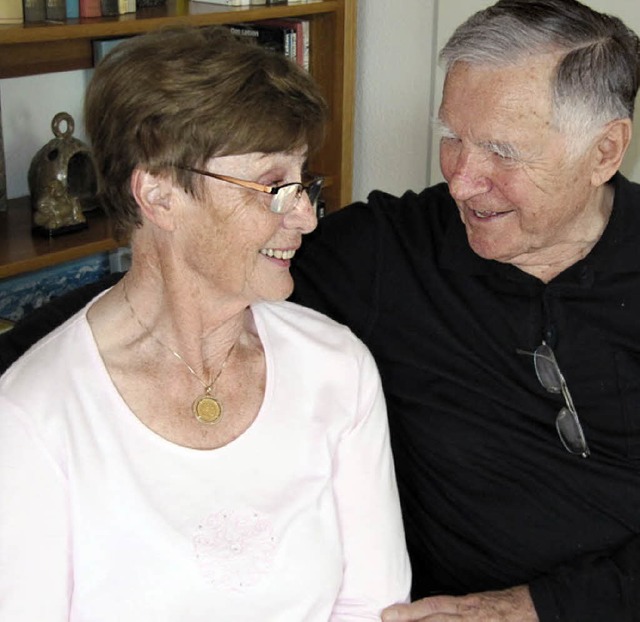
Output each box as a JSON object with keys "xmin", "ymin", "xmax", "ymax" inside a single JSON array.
[{"xmin": 28, "ymin": 111, "xmax": 98, "ymax": 237}]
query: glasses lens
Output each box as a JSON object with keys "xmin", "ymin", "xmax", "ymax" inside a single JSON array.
[
  {"xmin": 533, "ymin": 344, "xmax": 563, "ymax": 393},
  {"xmin": 271, "ymin": 184, "xmax": 300, "ymax": 214},
  {"xmin": 307, "ymin": 179, "xmax": 323, "ymax": 208},
  {"xmin": 556, "ymin": 407, "xmax": 590, "ymax": 457}
]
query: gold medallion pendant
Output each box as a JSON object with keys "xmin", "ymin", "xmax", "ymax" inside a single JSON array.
[{"xmin": 193, "ymin": 394, "xmax": 223, "ymax": 424}]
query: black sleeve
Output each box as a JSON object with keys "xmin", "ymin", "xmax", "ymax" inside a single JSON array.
[
  {"xmin": 290, "ymin": 195, "xmax": 388, "ymax": 342},
  {"xmin": 0, "ymin": 271, "xmax": 124, "ymax": 374},
  {"xmin": 529, "ymin": 534, "xmax": 640, "ymax": 622}
]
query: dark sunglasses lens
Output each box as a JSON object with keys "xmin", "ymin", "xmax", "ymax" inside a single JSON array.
[{"xmin": 556, "ymin": 407, "xmax": 590, "ymax": 457}]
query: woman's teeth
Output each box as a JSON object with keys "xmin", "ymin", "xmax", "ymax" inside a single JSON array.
[{"xmin": 260, "ymin": 248, "xmax": 296, "ymax": 259}]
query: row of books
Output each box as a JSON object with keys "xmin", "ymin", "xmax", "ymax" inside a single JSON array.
[
  {"xmin": 2, "ymin": 0, "xmax": 136, "ymax": 23},
  {"xmin": 92, "ymin": 19, "xmax": 311, "ymax": 71},
  {"xmin": 228, "ymin": 19, "xmax": 310, "ymax": 71},
  {"xmin": 0, "ymin": 0, "xmax": 312, "ymax": 24}
]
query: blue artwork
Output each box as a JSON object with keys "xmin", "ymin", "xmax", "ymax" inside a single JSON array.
[{"xmin": 0, "ymin": 252, "xmax": 111, "ymax": 322}]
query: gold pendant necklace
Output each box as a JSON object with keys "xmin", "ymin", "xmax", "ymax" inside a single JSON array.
[{"xmin": 122, "ymin": 279, "xmax": 236, "ymax": 425}]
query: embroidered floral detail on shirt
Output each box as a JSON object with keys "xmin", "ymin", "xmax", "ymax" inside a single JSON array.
[{"xmin": 193, "ymin": 508, "xmax": 276, "ymax": 591}]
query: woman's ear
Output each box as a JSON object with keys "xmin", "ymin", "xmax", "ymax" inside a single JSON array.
[
  {"xmin": 591, "ymin": 118, "xmax": 632, "ymax": 187},
  {"xmin": 130, "ymin": 168, "xmax": 177, "ymax": 231}
]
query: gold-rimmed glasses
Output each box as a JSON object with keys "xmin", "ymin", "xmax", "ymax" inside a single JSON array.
[{"xmin": 176, "ymin": 165, "xmax": 323, "ymax": 215}]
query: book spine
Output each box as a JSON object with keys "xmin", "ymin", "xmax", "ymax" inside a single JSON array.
[
  {"xmin": 300, "ymin": 19, "xmax": 310, "ymax": 71},
  {"xmin": 259, "ymin": 20, "xmax": 307, "ymax": 67},
  {"xmin": 100, "ymin": 0, "xmax": 118, "ymax": 15},
  {"xmin": 230, "ymin": 24, "xmax": 288, "ymax": 57},
  {"xmin": 46, "ymin": 0, "xmax": 66, "ymax": 20},
  {"xmin": 79, "ymin": 0, "xmax": 101, "ymax": 16},
  {"xmin": 195, "ymin": 0, "xmax": 249, "ymax": 5},
  {"xmin": 23, "ymin": 0, "xmax": 47, "ymax": 22},
  {"xmin": 65, "ymin": 0, "xmax": 79, "ymax": 18},
  {"xmin": 0, "ymin": 0, "xmax": 24, "ymax": 23}
]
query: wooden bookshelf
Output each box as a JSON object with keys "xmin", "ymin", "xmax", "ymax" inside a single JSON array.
[
  {"xmin": 0, "ymin": 0, "xmax": 357, "ymax": 278},
  {"xmin": 0, "ymin": 197, "xmax": 118, "ymax": 279}
]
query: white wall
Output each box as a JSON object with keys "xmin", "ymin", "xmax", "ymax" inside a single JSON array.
[
  {"xmin": 351, "ymin": 0, "xmax": 436, "ymax": 201},
  {"xmin": 1, "ymin": 70, "xmax": 92, "ymax": 199},
  {"xmin": 429, "ymin": 0, "xmax": 640, "ymax": 185}
]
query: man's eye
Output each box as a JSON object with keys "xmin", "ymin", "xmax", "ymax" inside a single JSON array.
[{"xmin": 492, "ymin": 149, "xmax": 519, "ymax": 163}]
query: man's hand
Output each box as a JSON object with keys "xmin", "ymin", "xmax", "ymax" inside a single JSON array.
[{"xmin": 381, "ymin": 585, "xmax": 538, "ymax": 621}]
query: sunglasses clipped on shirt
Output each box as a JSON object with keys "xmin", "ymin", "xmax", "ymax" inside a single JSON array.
[{"xmin": 176, "ymin": 165, "xmax": 324, "ymax": 215}]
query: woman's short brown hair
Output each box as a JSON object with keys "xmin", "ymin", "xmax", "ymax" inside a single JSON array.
[{"xmin": 84, "ymin": 25, "xmax": 328, "ymax": 237}]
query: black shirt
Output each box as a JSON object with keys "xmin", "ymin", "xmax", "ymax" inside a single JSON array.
[{"xmin": 290, "ymin": 173, "xmax": 640, "ymax": 621}]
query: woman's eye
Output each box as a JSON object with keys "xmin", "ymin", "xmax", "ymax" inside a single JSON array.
[{"xmin": 265, "ymin": 179, "xmax": 285, "ymax": 188}]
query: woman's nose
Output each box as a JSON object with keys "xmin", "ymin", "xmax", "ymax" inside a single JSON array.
[{"xmin": 284, "ymin": 191, "xmax": 317, "ymax": 234}]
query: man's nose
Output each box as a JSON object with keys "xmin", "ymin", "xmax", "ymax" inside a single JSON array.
[{"xmin": 446, "ymin": 148, "xmax": 493, "ymax": 202}]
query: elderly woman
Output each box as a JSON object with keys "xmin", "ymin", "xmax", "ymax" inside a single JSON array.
[{"xmin": 0, "ymin": 26, "xmax": 410, "ymax": 620}]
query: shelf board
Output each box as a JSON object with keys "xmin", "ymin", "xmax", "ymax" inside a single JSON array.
[{"xmin": 0, "ymin": 197, "xmax": 119, "ymax": 280}]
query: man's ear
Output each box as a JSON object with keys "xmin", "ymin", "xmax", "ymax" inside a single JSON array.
[
  {"xmin": 130, "ymin": 168, "xmax": 177, "ymax": 231},
  {"xmin": 591, "ymin": 118, "xmax": 632, "ymax": 186}
]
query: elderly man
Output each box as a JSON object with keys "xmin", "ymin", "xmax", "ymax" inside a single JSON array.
[{"xmin": 291, "ymin": 0, "xmax": 640, "ymax": 620}]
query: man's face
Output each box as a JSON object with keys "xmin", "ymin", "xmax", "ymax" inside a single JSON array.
[{"xmin": 438, "ymin": 56, "xmax": 599, "ymax": 271}]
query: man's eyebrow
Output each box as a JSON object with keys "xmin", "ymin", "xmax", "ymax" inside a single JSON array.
[
  {"xmin": 434, "ymin": 117, "xmax": 524, "ymax": 161},
  {"xmin": 480, "ymin": 140, "xmax": 523, "ymax": 160},
  {"xmin": 433, "ymin": 117, "xmax": 457, "ymax": 139}
]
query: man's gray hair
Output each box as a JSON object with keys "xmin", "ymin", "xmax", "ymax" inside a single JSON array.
[{"xmin": 440, "ymin": 0, "xmax": 640, "ymax": 154}]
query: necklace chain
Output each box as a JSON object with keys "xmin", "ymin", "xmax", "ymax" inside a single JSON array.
[{"xmin": 122, "ymin": 278, "xmax": 237, "ymax": 423}]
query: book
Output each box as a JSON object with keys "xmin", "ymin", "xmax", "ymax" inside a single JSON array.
[
  {"xmin": 66, "ymin": 0, "xmax": 79, "ymax": 18},
  {"xmin": 189, "ymin": 1, "xmax": 240, "ymax": 14},
  {"xmin": 23, "ymin": 0, "xmax": 47, "ymax": 22},
  {"xmin": 229, "ymin": 23, "xmax": 289, "ymax": 59},
  {"xmin": 46, "ymin": 0, "xmax": 66, "ymax": 20},
  {"xmin": 260, "ymin": 18, "xmax": 310, "ymax": 70},
  {"xmin": 192, "ymin": 0, "xmax": 249, "ymax": 5},
  {"xmin": 118, "ymin": 0, "xmax": 135, "ymax": 12},
  {"xmin": 0, "ymin": 0, "xmax": 23, "ymax": 23},
  {"xmin": 100, "ymin": 0, "xmax": 118, "ymax": 15},
  {"xmin": 260, "ymin": 20, "xmax": 296, "ymax": 62},
  {"xmin": 79, "ymin": 0, "xmax": 101, "ymax": 16}
]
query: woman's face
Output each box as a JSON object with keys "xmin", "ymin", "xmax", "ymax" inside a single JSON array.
[{"xmin": 176, "ymin": 148, "xmax": 317, "ymax": 306}]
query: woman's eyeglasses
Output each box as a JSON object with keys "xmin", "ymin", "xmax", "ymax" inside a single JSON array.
[
  {"xmin": 517, "ymin": 342, "xmax": 590, "ymax": 458},
  {"xmin": 176, "ymin": 165, "xmax": 323, "ymax": 215}
]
